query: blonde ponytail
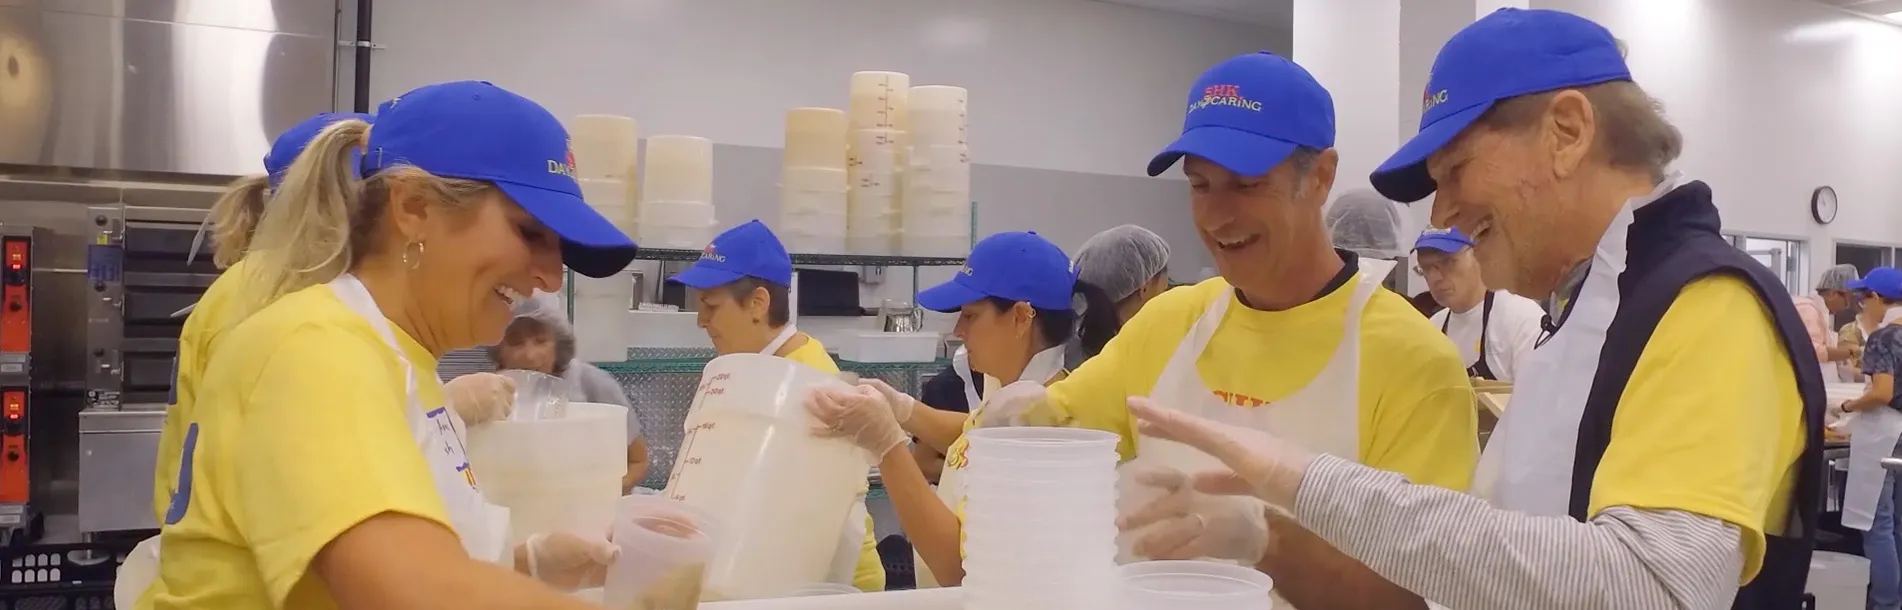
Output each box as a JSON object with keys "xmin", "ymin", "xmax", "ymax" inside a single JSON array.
[
  {"xmin": 204, "ymin": 175, "xmax": 271, "ymax": 268},
  {"xmin": 231, "ymin": 118, "xmax": 371, "ymax": 323}
]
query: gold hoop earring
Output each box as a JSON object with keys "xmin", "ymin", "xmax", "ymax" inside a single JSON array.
[{"xmin": 403, "ymin": 240, "xmax": 426, "ymax": 270}]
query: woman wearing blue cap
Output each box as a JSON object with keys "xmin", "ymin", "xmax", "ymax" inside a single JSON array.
[
  {"xmin": 805, "ymin": 231, "xmax": 1120, "ymax": 587},
  {"xmin": 1836, "ymin": 267, "xmax": 1902, "ymax": 609},
  {"xmin": 149, "ymin": 81, "xmax": 640, "ymax": 609},
  {"xmin": 155, "ymin": 111, "xmax": 372, "ymax": 528},
  {"xmin": 663, "ymin": 218, "xmax": 887, "ymax": 593}
]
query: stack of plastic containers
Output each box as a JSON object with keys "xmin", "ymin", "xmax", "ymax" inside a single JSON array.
[
  {"xmin": 845, "ymin": 71, "xmax": 909, "ymax": 255},
  {"xmin": 566, "ymin": 114, "xmax": 640, "ymax": 234},
  {"xmin": 661, "ymin": 354, "xmax": 868, "ymax": 600},
  {"xmin": 640, "ymin": 134, "xmax": 718, "ymax": 249},
  {"xmin": 465, "ymin": 402, "xmax": 630, "ymax": 551},
  {"xmin": 779, "ymin": 107, "xmax": 850, "ymax": 254},
  {"xmin": 901, "ymin": 85, "xmax": 972, "ymax": 257},
  {"xmin": 1117, "ymin": 560, "xmax": 1276, "ymax": 610},
  {"xmin": 960, "ymin": 427, "xmax": 1120, "ymax": 610}
]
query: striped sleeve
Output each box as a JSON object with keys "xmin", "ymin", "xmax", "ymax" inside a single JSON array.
[{"xmin": 1293, "ymin": 455, "xmax": 1743, "ymax": 610}]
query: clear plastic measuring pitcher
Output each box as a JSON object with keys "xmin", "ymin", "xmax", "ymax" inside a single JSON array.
[
  {"xmin": 467, "ymin": 401, "xmax": 629, "ymax": 549},
  {"xmin": 661, "ymin": 353, "xmax": 867, "ymax": 600},
  {"xmin": 604, "ymin": 494, "xmax": 720, "ymax": 609}
]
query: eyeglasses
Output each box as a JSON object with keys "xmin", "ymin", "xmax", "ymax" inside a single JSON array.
[{"xmin": 1413, "ymin": 261, "xmax": 1456, "ymax": 277}]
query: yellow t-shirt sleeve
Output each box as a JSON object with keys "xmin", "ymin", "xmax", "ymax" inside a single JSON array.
[
  {"xmin": 853, "ymin": 515, "xmax": 885, "ymax": 592},
  {"xmin": 231, "ymin": 325, "xmax": 453, "ymax": 605},
  {"xmin": 1358, "ymin": 332, "xmax": 1479, "ymax": 492},
  {"xmin": 1587, "ymin": 275, "xmax": 1805, "ymax": 584},
  {"xmin": 154, "ymin": 329, "xmax": 198, "ymax": 523},
  {"xmin": 1042, "ymin": 312, "xmax": 1152, "ymax": 462}
]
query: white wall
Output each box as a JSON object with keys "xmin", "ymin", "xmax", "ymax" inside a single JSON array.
[
  {"xmin": 367, "ymin": 0, "xmax": 1285, "ymax": 180},
  {"xmin": 1539, "ymin": 0, "xmax": 1902, "ymax": 286}
]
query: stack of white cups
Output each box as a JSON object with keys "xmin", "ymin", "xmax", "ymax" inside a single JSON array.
[
  {"xmin": 846, "ymin": 71, "xmax": 909, "ymax": 255},
  {"xmin": 566, "ymin": 114, "xmax": 640, "ymax": 237},
  {"xmin": 960, "ymin": 427, "xmax": 1121, "ymax": 610},
  {"xmin": 901, "ymin": 85, "xmax": 971, "ymax": 257},
  {"xmin": 639, "ymin": 135, "xmax": 718, "ymax": 249},
  {"xmin": 778, "ymin": 108, "xmax": 850, "ymax": 254}
]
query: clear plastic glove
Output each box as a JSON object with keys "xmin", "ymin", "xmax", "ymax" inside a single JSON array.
[
  {"xmin": 525, "ymin": 531, "xmax": 619, "ymax": 592},
  {"xmin": 444, "ymin": 372, "xmax": 515, "ymax": 425},
  {"xmin": 1125, "ymin": 397, "xmax": 1318, "ymax": 510},
  {"xmin": 1118, "ymin": 467, "xmax": 1272, "ymax": 563},
  {"xmin": 859, "ymin": 378, "xmax": 916, "ymax": 425},
  {"xmin": 976, "ymin": 380, "xmax": 1059, "ymax": 428},
  {"xmin": 806, "ymin": 385, "xmax": 910, "ymax": 460}
]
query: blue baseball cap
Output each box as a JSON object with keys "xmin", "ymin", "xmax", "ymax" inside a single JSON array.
[
  {"xmin": 917, "ymin": 232, "xmax": 1076, "ymax": 313},
  {"xmin": 265, "ymin": 112, "xmax": 372, "ymax": 190},
  {"xmin": 1849, "ymin": 267, "xmax": 1902, "ymax": 300},
  {"xmin": 666, "ymin": 219, "xmax": 793, "ymax": 288},
  {"xmin": 1412, "ymin": 227, "xmax": 1476, "ymax": 254},
  {"xmin": 1370, "ymin": 8, "xmax": 1632, "ymax": 203},
  {"xmin": 363, "ymin": 80, "xmax": 638, "ymax": 278},
  {"xmin": 1147, "ymin": 51, "xmax": 1334, "ymax": 178}
]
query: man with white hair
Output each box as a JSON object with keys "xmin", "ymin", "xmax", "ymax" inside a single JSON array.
[{"xmin": 1412, "ymin": 227, "xmax": 1543, "ymax": 382}]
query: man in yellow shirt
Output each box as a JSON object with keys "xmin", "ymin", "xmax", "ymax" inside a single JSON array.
[
  {"xmin": 1043, "ymin": 51, "xmax": 1478, "ymax": 609},
  {"xmin": 667, "ymin": 219, "xmax": 885, "ymax": 593},
  {"xmin": 1125, "ymin": 9, "xmax": 1822, "ymax": 609}
]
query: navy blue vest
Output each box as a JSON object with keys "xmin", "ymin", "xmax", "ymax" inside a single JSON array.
[{"xmin": 1562, "ymin": 181, "xmax": 1824, "ymax": 609}]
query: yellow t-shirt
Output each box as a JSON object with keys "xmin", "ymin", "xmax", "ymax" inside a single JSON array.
[
  {"xmin": 1584, "ymin": 275, "xmax": 1804, "ymax": 584},
  {"xmin": 149, "ymin": 284, "xmax": 453, "ymax": 609},
  {"xmin": 154, "ymin": 258, "xmax": 253, "ymax": 523},
  {"xmin": 779, "ymin": 335, "xmax": 886, "ymax": 593},
  {"xmin": 1040, "ymin": 276, "xmax": 1478, "ymax": 491}
]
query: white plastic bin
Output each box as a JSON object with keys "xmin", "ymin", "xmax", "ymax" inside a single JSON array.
[{"xmin": 466, "ymin": 401, "xmax": 628, "ymax": 549}]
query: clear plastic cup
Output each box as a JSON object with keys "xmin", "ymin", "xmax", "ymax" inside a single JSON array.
[
  {"xmin": 499, "ymin": 369, "xmax": 572, "ymax": 420},
  {"xmin": 964, "ymin": 471, "xmax": 1118, "ymax": 490},
  {"xmin": 1118, "ymin": 560, "xmax": 1276, "ymax": 610},
  {"xmin": 789, "ymin": 582, "xmax": 861, "ymax": 596},
  {"xmin": 602, "ymin": 495, "xmax": 720, "ymax": 608},
  {"xmin": 963, "ymin": 427, "xmax": 1121, "ymax": 463},
  {"xmin": 964, "ymin": 496, "xmax": 1117, "ymax": 516},
  {"xmin": 964, "ymin": 460, "xmax": 1120, "ymax": 482}
]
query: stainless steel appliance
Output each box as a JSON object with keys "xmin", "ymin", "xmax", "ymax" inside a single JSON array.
[{"xmin": 80, "ymin": 203, "xmax": 218, "ymax": 533}]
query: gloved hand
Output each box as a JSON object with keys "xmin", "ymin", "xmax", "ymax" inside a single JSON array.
[
  {"xmin": 976, "ymin": 381, "xmax": 1060, "ymax": 428},
  {"xmin": 859, "ymin": 378, "xmax": 916, "ymax": 425},
  {"xmin": 1124, "ymin": 397, "xmax": 1318, "ymax": 510},
  {"xmin": 525, "ymin": 531, "xmax": 619, "ymax": 592},
  {"xmin": 1117, "ymin": 467, "xmax": 1272, "ymax": 563},
  {"xmin": 806, "ymin": 385, "xmax": 910, "ymax": 460},
  {"xmin": 444, "ymin": 372, "xmax": 515, "ymax": 425}
]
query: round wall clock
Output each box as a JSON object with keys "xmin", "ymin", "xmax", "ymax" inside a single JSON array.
[{"xmin": 1812, "ymin": 186, "xmax": 1838, "ymax": 225}]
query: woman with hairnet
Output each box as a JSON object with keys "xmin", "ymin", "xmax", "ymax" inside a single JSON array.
[
  {"xmin": 1325, "ymin": 189, "xmax": 1406, "ymax": 284},
  {"xmin": 487, "ymin": 293, "xmax": 650, "ymax": 492},
  {"xmin": 1075, "ymin": 224, "xmax": 1173, "ymax": 326}
]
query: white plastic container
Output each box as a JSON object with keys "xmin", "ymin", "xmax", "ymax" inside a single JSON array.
[
  {"xmin": 604, "ymin": 494, "xmax": 720, "ymax": 608},
  {"xmin": 1118, "ymin": 560, "xmax": 1275, "ymax": 610},
  {"xmin": 661, "ymin": 354, "xmax": 868, "ymax": 600},
  {"xmin": 838, "ymin": 331, "xmax": 941, "ymax": 363},
  {"xmin": 960, "ymin": 427, "xmax": 1121, "ymax": 610},
  {"xmin": 466, "ymin": 402, "xmax": 628, "ymax": 549},
  {"xmin": 784, "ymin": 108, "xmax": 849, "ymax": 169},
  {"xmin": 566, "ymin": 114, "xmax": 640, "ymax": 180},
  {"xmin": 643, "ymin": 135, "xmax": 715, "ymax": 203},
  {"xmin": 1808, "ymin": 551, "xmax": 1869, "ymax": 610},
  {"xmin": 848, "ymin": 71, "xmax": 911, "ymax": 130}
]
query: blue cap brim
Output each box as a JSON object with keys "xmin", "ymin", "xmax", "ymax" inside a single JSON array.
[
  {"xmin": 1411, "ymin": 238, "xmax": 1471, "ymax": 254},
  {"xmin": 494, "ymin": 181, "xmax": 639, "ymax": 279},
  {"xmin": 917, "ymin": 280, "xmax": 990, "ymax": 313},
  {"xmin": 1847, "ymin": 279, "xmax": 1869, "ymax": 291},
  {"xmin": 667, "ymin": 264, "xmax": 745, "ymax": 289},
  {"xmin": 1370, "ymin": 102, "xmax": 1493, "ymax": 204},
  {"xmin": 1146, "ymin": 126, "xmax": 1298, "ymax": 178}
]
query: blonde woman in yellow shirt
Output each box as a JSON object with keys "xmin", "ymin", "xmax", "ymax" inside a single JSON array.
[{"xmin": 149, "ymin": 81, "xmax": 639, "ymax": 609}]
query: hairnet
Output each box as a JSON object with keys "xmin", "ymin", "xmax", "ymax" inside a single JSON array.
[
  {"xmin": 1817, "ymin": 264, "xmax": 1859, "ymax": 292},
  {"xmin": 1325, "ymin": 189, "xmax": 1405, "ymax": 260},
  {"xmin": 1074, "ymin": 225, "xmax": 1171, "ymax": 302}
]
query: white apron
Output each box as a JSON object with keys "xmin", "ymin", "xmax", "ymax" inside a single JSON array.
[
  {"xmin": 1472, "ymin": 176, "xmax": 1677, "ymax": 514},
  {"xmin": 915, "ymin": 345, "xmax": 1068, "ymax": 588},
  {"xmin": 1839, "ymin": 308, "xmax": 1902, "ymax": 530},
  {"xmin": 1121, "ymin": 258, "xmax": 1391, "ymax": 610},
  {"xmin": 328, "ymin": 275, "xmax": 513, "ymax": 563},
  {"xmin": 953, "ymin": 346, "xmax": 982, "ymax": 411}
]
